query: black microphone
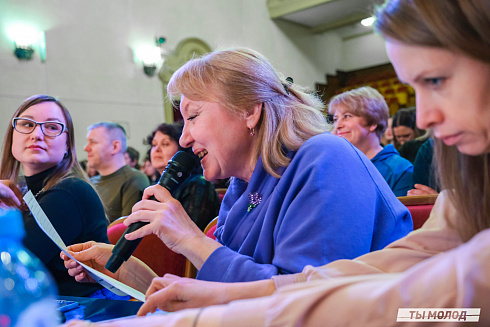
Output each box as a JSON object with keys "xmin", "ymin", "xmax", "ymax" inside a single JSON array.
[{"xmin": 105, "ymin": 150, "xmax": 200, "ymax": 273}]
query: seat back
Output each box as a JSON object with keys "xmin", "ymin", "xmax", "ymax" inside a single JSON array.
[
  {"xmin": 215, "ymin": 188, "xmax": 227, "ymax": 203},
  {"xmin": 107, "ymin": 216, "xmax": 126, "ymax": 228},
  {"xmin": 184, "ymin": 217, "xmax": 218, "ymax": 278},
  {"xmin": 204, "ymin": 216, "xmax": 218, "ymax": 240},
  {"xmin": 397, "ymin": 194, "xmax": 438, "ymax": 230},
  {"xmin": 205, "ymin": 225, "xmax": 217, "ymax": 239},
  {"xmin": 107, "ymin": 221, "xmax": 186, "ymax": 277}
]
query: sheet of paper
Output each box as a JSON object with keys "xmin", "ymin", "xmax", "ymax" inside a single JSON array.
[{"xmin": 24, "ymin": 191, "xmax": 145, "ymax": 302}]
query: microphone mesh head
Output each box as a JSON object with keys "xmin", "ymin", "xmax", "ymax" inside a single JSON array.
[{"xmin": 170, "ymin": 151, "xmax": 199, "ymax": 172}]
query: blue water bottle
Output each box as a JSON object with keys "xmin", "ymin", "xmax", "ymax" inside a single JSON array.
[{"xmin": 0, "ymin": 208, "xmax": 59, "ymax": 327}]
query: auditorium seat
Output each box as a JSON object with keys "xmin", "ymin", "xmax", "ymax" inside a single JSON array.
[
  {"xmin": 215, "ymin": 188, "xmax": 228, "ymax": 203},
  {"xmin": 383, "ymin": 88, "xmax": 395, "ymax": 96},
  {"xmin": 204, "ymin": 216, "xmax": 218, "ymax": 239},
  {"xmin": 184, "ymin": 217, "xmax": 218, "ymax": 278},
  {"xmin": 107, "ymin": 216, "xmax": 126, "ymax": 228},
  {"xmin": 390, "ymin": 78, "xmax": 401, "ymax": 86},
  {"xmin": 398, "ymin": 194, "xmax": 438, "ymax": 230},
  {"xmin": 379, "ymin": 80, "xmax": 391, "ymax": 88},
  {"xmin": 107, "ymin": 219, "xmax": 187, "ymax": 277}
]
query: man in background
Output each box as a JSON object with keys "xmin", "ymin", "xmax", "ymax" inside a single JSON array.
[{"xmin": 84, "ymin": 122, "xmax": 149, "ymax": 223}]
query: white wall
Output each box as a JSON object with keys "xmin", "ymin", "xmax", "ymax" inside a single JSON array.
[
  {"xmin": 341, "ymin": 32, "xmax": 390, "ymax": 71},
  {"xmin": 0, "ymin": 0, "xmax": 388, "ymax": 162}
]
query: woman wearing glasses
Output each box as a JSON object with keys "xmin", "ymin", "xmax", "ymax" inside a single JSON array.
[{"xmin": 0, "ymin": 94, "xmax": 110, "ymax": 297}]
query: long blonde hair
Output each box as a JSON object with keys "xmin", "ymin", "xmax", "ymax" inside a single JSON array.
[
  {"xmin": 376, "ymin": 0, "xmax": 490, "ymax": 240},
  {"xmin": 0, "ymin": 95, "xmax": 87, "ymax": 191},
  {"xmin": 167, "ymin": 48, "xmax": 329, "ymax": 177}
]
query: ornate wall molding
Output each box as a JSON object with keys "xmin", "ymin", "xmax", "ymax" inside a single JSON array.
[{"xmin": 158, "ymin": 38, "xmax": 212, "ymax": 122}]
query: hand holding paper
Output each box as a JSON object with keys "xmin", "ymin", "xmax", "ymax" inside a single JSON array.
[
  {"xmin": 24, "ymin": 191, "xmax": 145, "ymax": 301},
  {"xmin": 62, "ymin": 241, "xmax": 117, "ymax": 283}
]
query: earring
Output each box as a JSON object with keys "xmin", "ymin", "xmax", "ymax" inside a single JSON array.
[{"xmin": 249, "ymin": 128, "xmax": 255, "ymax": 136}]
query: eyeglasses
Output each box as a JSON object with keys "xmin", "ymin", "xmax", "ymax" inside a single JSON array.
[{"xmin": 12, "ymin": 117, "xmax": 67, "ymax": 137}]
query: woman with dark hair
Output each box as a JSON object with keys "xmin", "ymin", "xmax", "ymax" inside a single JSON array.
[
  {"xmin": 145, "ymin": 123, "xmax": 219, "ymax": 231},
  {"xmin": 392, "ymin": 107, "xmax": 431, "ymax": 164},
  {"xmin": 392, "ymin": 107, "xmax": 422, "ymax": 147},
  {"xmin": 0, "ymin": 95, "xmax": 109, "ymax": 297},
  {"xmin": 60, "ymin": 0, "xmax": 490, "ymax": 325}
]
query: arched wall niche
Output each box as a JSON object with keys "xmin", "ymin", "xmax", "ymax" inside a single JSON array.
[{"xmin": 158, "ymin": 38, "xmax": 212, "ymax": 123}]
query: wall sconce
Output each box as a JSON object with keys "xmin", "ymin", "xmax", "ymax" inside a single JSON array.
[
  {"xmin": 135, "ymin": 45, "xmax": 162, "ymax": 76},
  {"xmin": 361, "ymin": 17, "xmax": 375, "ymax": 27},
  {"xmin": 133, "ymin": 37, "xmax": 166, "ymax": 77},
  {"xmin": 7, "ymin": 24, "xmax": 46, "ymax": 62}
]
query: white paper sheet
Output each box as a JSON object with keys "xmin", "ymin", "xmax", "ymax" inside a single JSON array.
[{"xmin": 24, "ymin": 191, "xmax": 146, "ymax": 302}]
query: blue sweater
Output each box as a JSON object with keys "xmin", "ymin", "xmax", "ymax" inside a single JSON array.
[
  {"xmin": 371, "ymin": 144, "xmax": 414, "ymax": 197},
  {"xmin": 198, "ymin": 133, "xmax": 412, "ymax": 282}
]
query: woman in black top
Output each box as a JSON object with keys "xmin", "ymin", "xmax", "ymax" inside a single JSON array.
[{"xmin": 0, "ymin": 94, "xmax": 109, "ymax": 297}]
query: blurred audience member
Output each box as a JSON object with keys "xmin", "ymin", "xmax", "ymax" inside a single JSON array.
[
  {"xmin": 84, "ymin": 122, "xmax": 149, "ymax": 222},
  {"xmin": 380, "ymin": 117, "xmax": 394, "ymax": 146},
  {"xmin": 124, "ymin": 146, "xmax": 140, "ymax": 170},
  {"xmin": 330, "ymin": 86, "xmax": 413, "ymax": 196},
  {"xmin": 392, "ymin": 107, "xmax": 424, "ymax": 148},
  {"xmin": 79, "ymin": 159, "xmax": 99, "ymax": 178},
  {"xmin": 398, "ymin": 130, "xmax": 430, "ymax": 163},
  {"xmin": 140, "ymin": 154, "xmax": 160, "ymax": 185},
  {"xmin": 79, "ymin": 159, "xmax": 88, "ymax": 172},
  {"xmin": 407, "ymin": 138, "xmax": 439, "ymax": 196},
  {"xmin": 85, "ymin": 161, "xmax": 99, "ymax": 178}
]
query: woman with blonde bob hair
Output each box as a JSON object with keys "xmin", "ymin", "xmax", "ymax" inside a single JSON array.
[
  {"xmin": 62, "ymin": 48, "xmax": 410, "ymax": 293},
  {"xmin": 0, "ymin": 95, "xmax": 109, "ymax": 297},
  {"xmin": 329, "ymin": 86, "xmax": 414, "ymax": 196},
  {"xmin": 62, "ymin": 0, "xmax": 490, "ymax": 325},
  {"xmin": 330, "ymin": 86, "xmax": 390, "ymax": 140}
]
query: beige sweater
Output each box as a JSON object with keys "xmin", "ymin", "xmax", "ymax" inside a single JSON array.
[
  {"xmin": 207, "ymin": 191, "xmax": 489, "ymax": 326},
  {"xmin": 99, "ymin": 192, "xmax": 490, "ymax": 326}
]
